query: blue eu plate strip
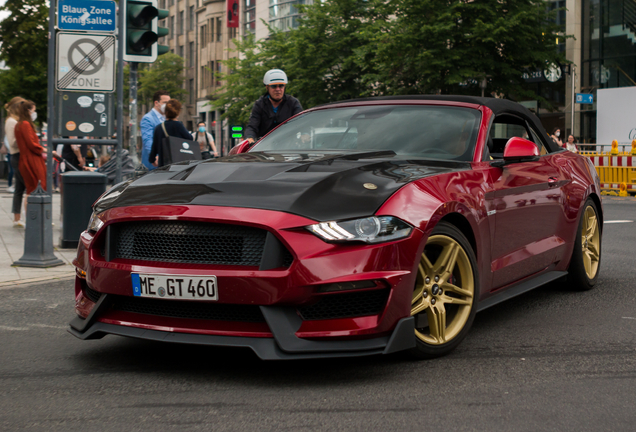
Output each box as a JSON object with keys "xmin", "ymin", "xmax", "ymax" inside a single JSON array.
[{"xmin": 131, "ymin": 273, "xmax": 141, "ymax": 296}]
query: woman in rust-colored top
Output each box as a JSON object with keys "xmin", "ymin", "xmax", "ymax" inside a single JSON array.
[{"xmin": 14, "ymin": 100, "xmax": 46, "ymax": 194}]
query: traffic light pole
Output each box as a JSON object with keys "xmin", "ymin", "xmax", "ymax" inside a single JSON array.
[
  {"xmin": 129, "ymin": 62, "xmax": 139, "ymax": 164},
  {"xmin": 46, "ymin": 0, "xmax": 56, "ymax": 196},
  {"xmin": 116, "ymin": 0, "xmax": 125, "ymax": 185}
]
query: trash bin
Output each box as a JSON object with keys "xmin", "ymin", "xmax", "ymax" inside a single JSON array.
[{"xmin": 60, "ymin": 171, "xmax": 107, "ymax": 248}]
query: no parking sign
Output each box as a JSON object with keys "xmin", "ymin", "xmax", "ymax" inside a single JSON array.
[{"xmin": 56, "ymin": 32, "xmax": 115, "ymax": 92}]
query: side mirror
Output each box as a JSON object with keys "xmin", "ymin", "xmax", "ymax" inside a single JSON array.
[
  {"xmin": 229, "ymin": 139, "xmax": 254, "ymax": 155},
  {"xmin": 492, "ymin": 137, "xmax": 539, "ymax": 167}
]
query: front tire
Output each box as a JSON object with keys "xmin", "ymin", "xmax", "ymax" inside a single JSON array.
[
  {"xmin": 566, "ymin": 199, "xmax": 601, "ymax": 291},
  {"xmin": 409, "ymin": 222, "xmax": 478, "ymax": 359}
]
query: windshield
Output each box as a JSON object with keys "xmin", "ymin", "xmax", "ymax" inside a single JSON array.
[{"xmin": 252, "ymin": 105, "xmax": 481, "ymax": 161}]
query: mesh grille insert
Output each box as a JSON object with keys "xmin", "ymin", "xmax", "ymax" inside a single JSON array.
[
  {"xmin": 111, "ymin": 296, "xmax": 266, "ymax": 322},
  {"xmin": 83, "ymin": 285, "xmax": 101, "ymax": 303},
  {"xmin": 113, "ymin": 221, "xmax": 268, "ymax": 266},
  {"xmin": 298, "ymin": 289, "xmax": 390, "ymax": 321}
]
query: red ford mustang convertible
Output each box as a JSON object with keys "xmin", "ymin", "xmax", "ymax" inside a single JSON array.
[{"xmin": 69, "ymin": 96, "xmax": 602, "ymax": 359}]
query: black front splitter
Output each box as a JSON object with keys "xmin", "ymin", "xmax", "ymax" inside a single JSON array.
[{"xmin": 68, "ymin": 295, "xmax": 415, "ymax": 360}]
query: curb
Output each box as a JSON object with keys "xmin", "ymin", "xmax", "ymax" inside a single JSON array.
[{"xmin": 0, "ymin": 274, "xmax": 75, "ymax": 290}]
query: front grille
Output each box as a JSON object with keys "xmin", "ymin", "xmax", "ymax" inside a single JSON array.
[
  {"xmin": 111, "ymin": 296, "xmax": 266, "ymax": 322},
  {"xmin": 298, "ymin": 289, "xmax": 390, "ymax": 321},
  {"xmin": 113, "ymin": 221, "xmax": 268, "ymax": 266},
  {"xmin": 84, "ymin": 285, "xmax": 101, "ymax": 303}
]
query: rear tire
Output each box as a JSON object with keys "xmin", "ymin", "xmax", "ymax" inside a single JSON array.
[
  {"xmin": 409, "ymin": 222, "xmax": 479, "ymax": 359},
  {"xmin": 566, "ymin": 199, "xmax": 601, "ymax": 291}
]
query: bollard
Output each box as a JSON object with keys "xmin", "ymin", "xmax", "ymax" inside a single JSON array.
[{"xmin": 13, "ymin": 182, "xmax": 64, "ymax": 268}]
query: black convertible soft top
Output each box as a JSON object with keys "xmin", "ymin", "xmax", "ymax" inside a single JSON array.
[{"xmin": 319, "ymin": 95, "xmax": 559, "ymax": 153}]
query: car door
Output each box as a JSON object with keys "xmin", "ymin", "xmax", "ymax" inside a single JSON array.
[{"xmin": 485, "ymin": 115, "xmax": 568, "ymax": 289}]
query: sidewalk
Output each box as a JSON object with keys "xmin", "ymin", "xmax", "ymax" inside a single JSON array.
[{"xmin": 0, "ymin": 179, "xmax": 76, "ymax": 288}]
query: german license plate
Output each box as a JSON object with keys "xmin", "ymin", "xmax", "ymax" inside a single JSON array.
[{"xmin": 131, "ymin": 273, "xmax": 218, "ymax": 300}]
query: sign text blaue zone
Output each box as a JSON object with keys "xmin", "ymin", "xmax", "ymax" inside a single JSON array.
[{"xmin": 58, "ymin": 0, "xmax": 117, "ymax": 32}]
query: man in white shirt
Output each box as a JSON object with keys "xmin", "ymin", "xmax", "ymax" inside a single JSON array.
[{"xmin": 140, "ymin": 90, "xmax": 170, "ymax": 170}]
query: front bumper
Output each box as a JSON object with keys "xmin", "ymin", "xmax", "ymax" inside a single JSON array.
[
  {"xmin": 71, "ymin": 205, "xmax": 423, "ymax": 359},
  {"xmin": 69, "ymin": 293, "xmax": 415, "ymax": 360}
]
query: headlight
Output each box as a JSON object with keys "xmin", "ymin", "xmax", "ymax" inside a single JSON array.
[
  {"xmin": 308, "ymin": 216, "xmax": 412, "ymax": 244},
  {"xmin": 87, "ymin": 211, "xmax": 105, "ymax": 234}
]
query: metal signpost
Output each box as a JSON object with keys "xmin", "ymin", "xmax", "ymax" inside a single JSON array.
[
  {"xmin": 48, "ymin": 0, "xmax": 121, "ymax": 184},
  {"xmin": 22, "ymin": 0, "xmax": 123, "ymax": 267}
]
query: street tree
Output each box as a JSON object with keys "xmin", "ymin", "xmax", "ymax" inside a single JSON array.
[
  {"xmin": 0, "ymin": 0, "xmax": 48, "ymax": 120},
  {"xmin": 136, "ymin": 52, "xmax": 187, "ymax": 108},
  {"xmin": 214, "ymin": 0, "xmax": 566, "ymax": 121},
  {"xmin": 363, "ymin": 0, "xmax": 567, "ymax": 99},
  {"xmin": 214, "ymin": 0, "xmax": 387, "ymax": 123}
]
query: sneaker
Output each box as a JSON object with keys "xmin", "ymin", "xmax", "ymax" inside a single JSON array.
[
  {"xmin": 7, "ymin": 186, "xmax": 15, "ymax": 193},
  {"xmin": 13, "ymin": 221, "xmax": 24, "ymax": 228}
]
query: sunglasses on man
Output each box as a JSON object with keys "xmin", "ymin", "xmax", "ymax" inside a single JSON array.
[{"xmin": 269, "ymin": 84, "xmax": 286, "ymax": 89}]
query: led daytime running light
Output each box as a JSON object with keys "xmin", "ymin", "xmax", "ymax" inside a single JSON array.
[{"xmin": 308, "ymin": 216, "xmax": 412, "ymax": 244}]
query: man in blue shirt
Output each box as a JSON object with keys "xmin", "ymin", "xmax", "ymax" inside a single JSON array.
[{"xmin": 140, "ymin": 90, "xmax": 170, "ymax": 170}]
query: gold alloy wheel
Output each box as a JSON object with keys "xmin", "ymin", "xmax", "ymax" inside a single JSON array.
[
  {"xmin": 581, "ymin": 205, "xmax": 601, "ymax": 279},
  {"xmin": 411, "ymin": 235, "xmax": 474, "ymax": 345}
]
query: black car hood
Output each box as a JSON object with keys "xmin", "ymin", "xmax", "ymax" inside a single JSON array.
[{"xmin": 95, "ymin": 152, "xmax": 469, "ymax": 222}]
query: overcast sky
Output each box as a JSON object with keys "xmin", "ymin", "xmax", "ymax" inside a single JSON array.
[{"xmin": 0, "ymin": 1, "xmax": 9, "ymax": 21}]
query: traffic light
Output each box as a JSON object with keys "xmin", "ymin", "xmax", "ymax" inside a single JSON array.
[
  {"xmin": 231, "ymin": 126, "xmax": 243, "ymax": 139},
  {"xmin": 123, "ymin": 0, "xmax": 169, "ymax": 63}
]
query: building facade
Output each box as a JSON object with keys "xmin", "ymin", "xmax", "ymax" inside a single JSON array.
[{"xmin": 537, "ymin": 0, "xmax": 636, "ymax": 143}]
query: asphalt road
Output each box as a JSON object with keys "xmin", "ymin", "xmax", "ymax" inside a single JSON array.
[{"xmin": 1, "ymin": 198, "xmax": 635, "ymax": 432}]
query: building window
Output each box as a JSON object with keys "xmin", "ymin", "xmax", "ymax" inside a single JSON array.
[
  {"xmin": 169, "ymin": 16, "xmax": 175, "ymax": 37},
  {"xmin": 159, "ymin": 0, "xmax": 165, "ymax": 8},
  {"xmin": 269, "ymin": 0, "xmax": 312, "ymax": 31},
  {"xmin": 169, "ymin": 0, "xmax": 174, "ymax": 6},
  {"xmin": 200, "ymin": 25, "xmax": 207, "ymax": 48},
  {"xmin": 216, "ymin": 17, "xmax": 222, "ymax": 42},
  {"xmin": 217, "ymin": 61, "xmax": 222, "ymax": 85},
  {"xmin": 189, "ymin": 42, "xmax": 194, "ymax": 67},
  {"xmin": 201, "ymin": 65, "xmax": 209, "ymax": 89},
  {"xmin": 189, "ymin": 79, "xmax": 194, "ymax": 104},
  {"xmin": 178, "ymin": 45, "xmax": 184, "ymax": 58},
  {"xmin": 178, "ymin": 10, "xmax": 184, "ymax": 34},
  {"xmin": 244, "ymin": 0, "xmax": 256, "ymax": 35},
  {"xmin": 189, "ymin": 6, "xmax": 195, "ymax": 31}
]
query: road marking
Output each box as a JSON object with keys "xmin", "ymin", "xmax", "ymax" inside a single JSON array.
[
  {"xmin": 604, "ymin": 220, "xmax": 634, "ymax": 224},
  {"xmin": 0, "ymin": 325, "xmax": 29, "ymax": 331},
  {"xmin": 30, "ymin": 324, "xmax": 67, "ymax": 329},
  {"xmin": 622, "ymin": 317, "xmax": 635, "ymax": 320}
]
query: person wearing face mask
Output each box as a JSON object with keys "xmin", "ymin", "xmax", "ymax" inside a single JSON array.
[
  {"xmin": 4, "ymin": 96, "xmax": 27, "ymax": 227},
  {"xmin": 140, "ymin": 90, "xmax": 170, "ymax": 170},
  {"xmin": 244, "ymin": 69, "xmax": 303, "ymax": 145},
  {"xmin": 551, "ymin": 127, "xmax": 564, "ymax": 148},
  {"xmin": 192, "ymin": 122, "xmax": 218, "ymax": 158},
  {"xmin": 14, "ymin": 100, "xmax": 47, "ymax": 195}
]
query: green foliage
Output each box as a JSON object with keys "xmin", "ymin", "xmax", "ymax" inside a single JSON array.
[
  {"xmin": 214, "ymin": 0, "xmax": 568, "ymax": 120},
  {"xmin": 0, "ymin": 0, "xmax": 49, "ymax": 121},
  {"xmin": 210, "ymin": 35, "xmax": 272, "ymax": 125},
  {"xmin": 137, "ymin": 53, "xmax": 187, "ymax": 107}
]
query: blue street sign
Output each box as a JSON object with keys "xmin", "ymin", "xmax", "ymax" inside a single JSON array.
[
  {"xmin": 58, "ymin": 0, "xmax": 116, "ymax": 32},
  {"xmin": 575, "ymin": 93, "xmax": 594, "ymax": 104}
]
